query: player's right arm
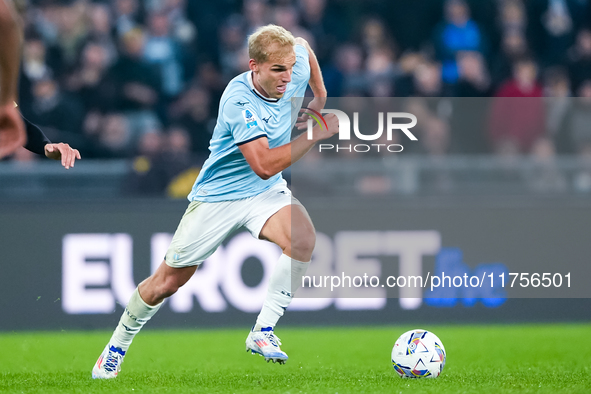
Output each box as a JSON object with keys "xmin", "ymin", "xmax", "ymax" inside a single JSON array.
[
  {"xmin": 0, "ymin": 0, "xmax": 26, "ymax": 158},
  {"xmin": 238, "ymin": 114, "xmax": 338, "ymax": 180},
  {"xmin": 224, "ymin": 96, "xmax": 337, "ymax": 180}
]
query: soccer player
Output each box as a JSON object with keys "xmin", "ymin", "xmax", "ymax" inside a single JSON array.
[
  {"xmin": 0, "ymin": 0, "xmax": 26, "ymax": 159},
  {"xmin": 92, "ymin": 24, "xmax": 338, "ymax": 379},
  {"xmin": 21, "ymin": 114, "xmax": 81, "ymax": 169}
]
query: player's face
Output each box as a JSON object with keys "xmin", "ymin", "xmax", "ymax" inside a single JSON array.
[{"xmin": 250, "ymin": 45, "xmax": 296, "ymax": 99}]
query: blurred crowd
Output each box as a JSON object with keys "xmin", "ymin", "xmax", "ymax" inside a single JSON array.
[{"xmin": 8, "ymin": 0, "xmax": 591, "ymax": 177}]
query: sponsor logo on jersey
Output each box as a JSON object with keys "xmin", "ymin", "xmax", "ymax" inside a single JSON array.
[{"xmin": 242, "ymin": 110, "xmax": 258, "ymax": 129}]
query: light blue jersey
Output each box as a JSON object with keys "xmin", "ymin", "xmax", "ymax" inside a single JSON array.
[{"xmin": 188, "ymin": 44, "xmax": 310, "ymax": 202}]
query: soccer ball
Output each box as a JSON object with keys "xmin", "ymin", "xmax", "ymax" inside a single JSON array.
[{"xmin": 391, "ymin": 329, "xmax": 446, "ymax": 378}]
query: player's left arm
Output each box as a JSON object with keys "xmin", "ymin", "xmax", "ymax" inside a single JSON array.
[
  {"xmin": 294, "ymin": 37, "xmax": 326, "ymax": 101},
  {"xmin": 22, "ymin": 115, "xmax": 81, "ymax": 169},
  {"xmin": 294, "ymin": 37, "xmax": 327, "ymax": 128}
]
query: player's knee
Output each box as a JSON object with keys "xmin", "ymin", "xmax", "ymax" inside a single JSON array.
[{"xmin": 291, "ymin": 231, "xmax": 316, "ymax": 261}]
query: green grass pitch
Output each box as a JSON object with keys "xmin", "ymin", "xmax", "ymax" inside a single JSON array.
[{"xmin": 1, "ymin": 324, "xmax": 590, "ymax": 393}]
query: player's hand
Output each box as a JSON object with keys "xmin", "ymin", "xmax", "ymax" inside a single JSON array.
[
  {"xmin": 310, "ymin": 113, "xmax": 339, "ymax": 142},
  {"xmin": 45, "ymin": 142, "xmax": 81, "ymax": 169},
  {"xmin": 296, "ymin": 96, "xmax": 327, "ymax": 130},
  {"xmin": 0, "ymin": 103, "xmax": 26, "ymax": 159}
]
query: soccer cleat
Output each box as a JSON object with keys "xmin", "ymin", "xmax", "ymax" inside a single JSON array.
[
  {"xmin": 245, "ymin": 327, "xmax": 288, "ymax": 364},
  {"xmin": 92, "ymin": 344, "xmax": 126, "ymax": 379}
]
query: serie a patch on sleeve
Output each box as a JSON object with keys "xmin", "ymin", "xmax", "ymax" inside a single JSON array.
[{"xmin": 242, "ymin": 109, "xmax": 259, "ymax": 129}]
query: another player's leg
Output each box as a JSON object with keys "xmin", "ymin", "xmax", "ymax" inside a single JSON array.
[
  {"xmin": 246, "ymin": 203, "xmax": 315, "ymax": 364},
  {"xmin": 92, "ymin": 262, "xmax": 196, "ymax": 379}
]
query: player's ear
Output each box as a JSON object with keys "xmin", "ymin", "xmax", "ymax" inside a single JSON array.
[{"xmin": 249, "ymin": 58, "xmax": 258, "ymax": 72}]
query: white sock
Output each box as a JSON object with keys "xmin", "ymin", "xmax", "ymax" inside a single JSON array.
[
  {"xmin": 109, "ymin": 288, "xmax": 162, "ymax": 351},
  {"xmin": 254, "ymin": 254, "xmax": 310, "ymax": 331}
]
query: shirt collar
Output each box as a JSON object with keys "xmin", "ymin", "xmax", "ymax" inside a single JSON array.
[{"xmin": 248, "ymin": 71, "xmax": 280, "ymax": 103}]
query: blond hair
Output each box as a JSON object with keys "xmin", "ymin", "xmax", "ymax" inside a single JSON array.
[{"xmin": 248, "ymin": 24, "xmax": 295, "ymax": 63}]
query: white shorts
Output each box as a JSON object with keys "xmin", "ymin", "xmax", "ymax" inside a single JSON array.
[{"xmin": 165, "ymin": 183, "xmax": 300, "ymax": 268}]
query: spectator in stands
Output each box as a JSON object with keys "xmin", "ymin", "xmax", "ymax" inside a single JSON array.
[
  {"xmin": 93, "ymin": 113, "xmax": 135, "ymax": 158},
  {"xmin": 87, "ymin": 3, "xmax": 118, "ymax": 66},
  {"xmin": 489, "ymin": 57, "xmax": 546, "ymax": 154},
  {"xmin": 163, "ymin": 126, "xmax": 203, "ymax": 198},
  {"xmin": 543, "ymin": 66, "xmax": 571, "ymax": 98},
  {"xmin": 125, "ymin": 126, "xmax": 200, "ymax": 197},
  {"xmin": 451, "ymin": 51, "xmax": 491, "ymax": 154},
  {"xmin": 28, "ymin": 74, "xmax": 84, "ymax": 137},
  {"xmin": 124, "ymin": 130, "xmax": 167, "ymax": 195},
  {"xmin": 433, "ymin": 0, "xmax": 486, "ymax": 84},
  {"xmin": 567, "ymin": 28, "xmax": 591, "ymax": 92},
  {"xmin": 323, "ymin": 43, "xmax": 365, "ymax": 97},
  {"xmin": 160, "ymin": 0, "xmax": 197, "ymax": 47},
  {"xmin": 19, "ymin": 36, "xmax": 54, "ymax": 112},
  {"xmin": 104, "ymin": 28, "xmax": 162, "ymax": 137},
  {"xmin": 380, "ymin": 0, "xmax": 442, "ymax": 52},
  {"xmin": 168, "ymin": 85, "xmax": 213, "ymax": 154},
  {"xmin": 454, "ymin": 51, "xmax": 491, "ymax": 97},
  {"xmin": 243, "ymin": 0, "xmax": 268, "ymax": 34},
  {"xmin": 365, "ymin": 47, "xmax": 399, "ymax": 97},
  {"xmin": 526, "ymin": 0, "xmax": 584, "ymax": 66},
  {"xmin": 411, "ymin": 60, "xmax": 446, "ymax": 97},
  {"xmin": 491, "ymin": 30, "xmax": 531, "ymax": 87},
  {"xmin": 543, "ymin": 67, "xmax": 572, "ymax": 147},
  {"xmin": 498, "ymin": 0, "xmax": 527, "ymax": 35},
  {"xmin": 361, "ymin": 18, "xmax": 391, "ymax": 55},
  {"xmin": 66, "ymin": 42, "xmax": 112, "ymax": 113},
  {"xmin": 21, "ymin": 37, "xmax": 52, "ymax": 84},
  {"xmin": 300, "ymin": 0, "xmax": 346, "ymax": 64},
  {"xmin": 568, "ymin": 81, "xmax": 591, "ymax": 192},
  {"xmin": 273, "ymin": 5, "xmax": 314, "ymax": 49},
  {"xmin": 113, "ymin": 0, "xmax": 143, "ymax": 38},
  {"xmin": 218, "ymin": 14, "xmax": 247, "ymax": 80},
  {"xmin": 193, "ymin": 61, "xmax": 226, "ymax": 110},
  {"xmin": 405, "ymin": 97, "xmax": 454, "ymax": 191},
  {"xmin": 495, "ymin": 57, "xmax": 543, "ymax": 98},
  {"xmin": 554, "ymin": 80, "xmax": 591, "ymax": 154},
  {"xmin": 53, "ymin": 3, "xmax": 88, "ymax": 75},
  {"xmin": 405, "ymin": 97, "xmax": 451, "ymax": 156},
  {"xmin": 144, "ymin": 11, "xmax": 184, "ymax": 100},
  {"xmin": 391, "ymin": 52, "xmax": 425, "ymax": 97}
]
